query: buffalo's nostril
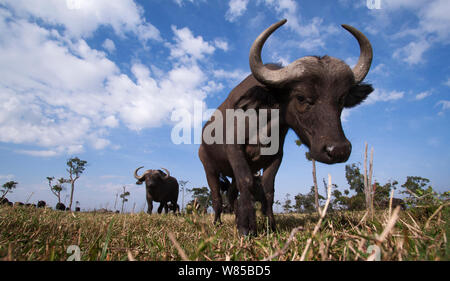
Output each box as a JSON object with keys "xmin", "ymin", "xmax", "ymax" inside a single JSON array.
[{"xmin": 326, "ymin": 145, "xmax": 335, "ymax": 154}]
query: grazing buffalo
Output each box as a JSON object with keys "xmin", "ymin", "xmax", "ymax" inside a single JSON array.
[
  {"xmin": 220, "ymin": 172, "xmax": 265, "ymax": 216},
  {"xmin": 55, "ymin": 202, "xmax": 66, "ymax": 211},
  {"xmin": 134, "ymin": 167, "xmax": 179, "ymax": 214},
  {"xmin": 199, "ymin": 19, "xmax": 373, "ymax": 235},
  {"xmin": 37, "ymin": 200, "xmax": 46, "ymax": 208},
  {"xmin": 0, "ymin": 197, "xmax": 11, "ymax": 205}
]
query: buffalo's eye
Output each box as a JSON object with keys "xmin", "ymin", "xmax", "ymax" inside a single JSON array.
[{"xmin": 297, "ymin": 95, "xmax": 313, "ymax": 105}]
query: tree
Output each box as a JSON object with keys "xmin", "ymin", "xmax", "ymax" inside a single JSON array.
[
  {"xmin": 296, "ymin": 139, "xmax": 322, "ymax": 214},
  {"xmin": 178, "ymin": 180, "xmax": 189, "ymax": 213},
  {"xmin": 345, "ymin": 163, "xmax": 365, "ymax": 194},
  {"xmin": 187, "ymin": 187, "xmax": 212, "ymax": 212},
  {"xmin": 294, "ymin": 186, "xmax": 326, "ymax": 213},
  {"xmin": 401, "ymin": 176, "xmax": 439, "ymax": 207},
  {"xmin": 282, "ymin": 193, "xmax": 292, "ymax": 213},
  {"xmin": 120, "ymin": 186, "xmax": 130, "ymax": 213},
  {"xmin": 47, "ymin": 176, "xmax": 69, "ymax": 204},
  {"xmin": 1, "ymin": 181, "xmax": 18, "ymax": 201},
  {"xmin": 66, "ymin": 157, "xmax": 88, "ymax": 210}
]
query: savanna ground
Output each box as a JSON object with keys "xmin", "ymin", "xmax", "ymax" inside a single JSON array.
[{"xmin": 0, "ymin": 203, "xmax": 448, "ymax": 261}]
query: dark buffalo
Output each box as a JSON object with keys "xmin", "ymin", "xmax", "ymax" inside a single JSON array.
[
  {"xmin": 220, "ymin": 172, "xmax": 265, "ymax": 216},
  {"xmin": 37, "ymin": 200, "xmax": 46, "ymax": 208},
  {"xmin": 55, "ymin": 202, "xmax": 66, "ymax": 211},
  {"xmin": 75, "ymin": 207, "xmax": 81, "ymax": 212},
  {"xmin": 0, "ymin": 197, "xmax": 11, "ymax": 205},
  {"xmin": 134, "ymin": 167, "xmax": 179, "ymax": 214},
  {"xmin": 198, "ymin": 19, "xmax": 373, "ymax": 235}
]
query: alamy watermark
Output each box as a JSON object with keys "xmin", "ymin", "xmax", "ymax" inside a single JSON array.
[
  {"xmin": 170, "ymin": 101, "xmax": 280, "ymax": 155},
  {"xmin": 67, "ymin": 245, "xmax": 81, "ymax": 261},
  {"xmin": 367, "ymin": 0, "xmax": 381, "ymax": 9}
]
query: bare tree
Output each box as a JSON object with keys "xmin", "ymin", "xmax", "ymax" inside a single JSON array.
[
  {"xmin": 363, "ymin": 142, "xmax": 374, "ymax": 219},
  {"xmin": 120, "ymin": 185, "xmax": 130, "ymax": 213},
  {"xmin": 66, "ymin": 157, "xmax": 88, "ymax": 210},
  {"xmin": 178, "ymin": 180, "xmax": 189, "ymax": 213},
  {"xmin": 47, "ymin": 177, "xmax": 68, "ymax": 204}
]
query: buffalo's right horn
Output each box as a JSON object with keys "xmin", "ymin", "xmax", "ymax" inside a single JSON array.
[
  {"xmin": 249, "ymin": 19, "xmax": 312, "ymax": 88},
  {"xmin": 161, "ymin": 168, "xmax": 170, "ymax": 179}
]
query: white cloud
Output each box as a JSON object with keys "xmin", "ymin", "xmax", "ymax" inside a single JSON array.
[
  {"xmin": 380, "ymin": 0, "xmax": 450, "ymax": 65},
  {"xmin": 213, "ymin": 68, "xmax": 250, "ymax": 85},
  {"xmin": 365, "ymin": 89, "xmax": 404, "ymax": 105},
  {"xmin": 0, "ymin": 174, "xmax": 15, "ymax": 181},
  {"xmin": 393, "ymin": 40, "xmax": 431, "ymax": 65},
  {"xmin": 415, "ymin": 91, "xmax": 432, "ymax": 100},
  {"xmin": 444, "ymin": 78, "xmax": 450, "ymax": 87},
  {"xmin": 0, "ymin": 9, "xmax": 215, "ymax": 156},
  {"xmin": 225, "ymin": 0, "xmax": 249, "ymax": 22},
  {"xmin": 102, "ymin": 38, "xmax": 116, "ymax": 53},
  {"xmin": 436, "ymin": 100, "xmax": 450, "ymax": 114},
  {"xmin": 174, "ymin": 0, "xmax": 196, "ymax": 6},
  {"xmin": 214, "ymin": 38, "xmax": 229, "ymax": 52},
  {"xmin": 0, "ymin": 0, "xmax": 161, "ymax": 42},
  {"xmin": 371, "ymin": 63, "xmax": 389, "ymax": 76},
  {"xmin": 168, "ymin": 25, "xmax": 216, "ymax": 62}
]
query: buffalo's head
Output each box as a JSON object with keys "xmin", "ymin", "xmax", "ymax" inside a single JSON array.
[
  {"xmin": 134, "ymin": 166, "xmax": 170, "ymax": 187},
  {"xmin": 249, "ymin": 19, "xmax": 373, "ymax": 164}
]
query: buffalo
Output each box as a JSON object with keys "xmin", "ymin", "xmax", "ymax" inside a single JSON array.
[
  {"xmin": 37, "ymin": 200, "xmax": 46, "ymax": 208},
  {"xmin": 0, "ymin": 197, "xmax": 11, "ymax": 205},
  {"xmin": 55, "ymin": 202, "xmax": 66, "ymax": 211},
  {"xmin": 134, "ymin": 167, "xmax": 179, "ymax": 214},
  {"xmin": 199, "ymin": 19, "xmax": 373, "ymax": 235}
]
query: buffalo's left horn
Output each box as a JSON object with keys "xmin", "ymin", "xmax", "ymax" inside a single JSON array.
[
  {"xmin": 134, "ymin": 166, "xmax": 145, "ymax": 181},
  {"xmin": 161, "ymin": 168, "xmax": 170, "ymax": 179},
  {"xmin": 341, "ymin": 24, "xmax": 373, "ymax": 84}
]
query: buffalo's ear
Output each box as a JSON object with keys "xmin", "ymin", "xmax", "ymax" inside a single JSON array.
[
  {"xmin": 136, "ymin": 180, "xmax": 144, "ymax": 185},
  {"xmin": 344, "ymin": 83, "xmax": 374, "ymax": 108},
  {"xmin": 235, "ymin": 86, "xmax": 279, "ymax": 110}
]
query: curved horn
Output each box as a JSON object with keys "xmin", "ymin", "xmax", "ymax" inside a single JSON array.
[
  {"xmin": 341, "ymin": 24, "xmax": 373, "ymax": 84},
  {"xmin": 134, "ymin": 166, "xmax": 145, "ymax": 181},
  {"xmin": 249, "ymin": 19, "xmax": 310, "ymax": 87},
  {"xmin": 160, "ymin": 168, "xmax": 170, "ymax": 179}
]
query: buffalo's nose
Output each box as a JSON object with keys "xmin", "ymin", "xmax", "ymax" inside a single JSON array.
[{"xmin": 324, "ymin": 141, "xmax": 352, "ymax": 162}]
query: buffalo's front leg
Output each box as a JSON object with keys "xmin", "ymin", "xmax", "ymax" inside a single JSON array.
[
  {"xmin": 147, "ymin": 198, "xmax": 153, "ymax": 214},
  {"xmin": 261, "ymin": 156, "xmax": 282, "ymax": 231},
  {"xmin": 157, "ymin": 202, "xmax": 165, "ymax": 214},
  {"xmin": 199, "ymin": 146, "xmax": 223, "ymax": 225},
  {"xmin": 226, "ymin": 145, "xmax": 256, "ymax": 236}
]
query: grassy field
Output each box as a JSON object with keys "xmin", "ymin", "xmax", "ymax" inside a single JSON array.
[{"xmin": 0, "ymin": 204, "xmax": 448, "ymax": 261}]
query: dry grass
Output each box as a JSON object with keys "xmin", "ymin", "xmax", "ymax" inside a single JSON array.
[{"xmin": 0, "ymin": 204, "xmax": 448, "ymax": 261}]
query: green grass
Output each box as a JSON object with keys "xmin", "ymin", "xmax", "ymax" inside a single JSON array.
[{"xmin": 0, "ymin": 205, "xmax": 448, "ymax": 261}]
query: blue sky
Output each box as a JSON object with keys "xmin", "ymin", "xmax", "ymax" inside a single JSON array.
[{"xmin": 0, "ymin": 0, "xmax": 449, "ymax": 212}]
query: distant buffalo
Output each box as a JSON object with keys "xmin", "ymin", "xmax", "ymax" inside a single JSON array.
[
  {"xmin": 37, "ymin": 201, "xmax": 46, "ymax": 208},
  {"xmin": 55, "ymin": 202, "xmax": 66, "ymax": 211},
  {"xmin": 75, "ymin": 207, "xmax": 81, "ymax": 212},
  {"xmin": 134, "ymin": 167, "xmax": 179, "ymax": 214},
  {"xmin": 0, "ymin": 197, "xmax": 11, "ymax": 205}
]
